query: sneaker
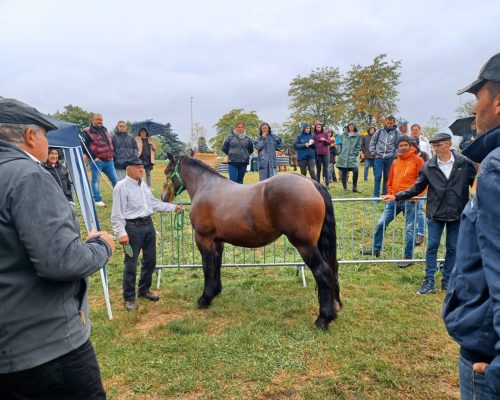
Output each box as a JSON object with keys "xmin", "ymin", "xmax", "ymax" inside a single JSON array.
[
  {"xmin": 125, "ymin": 301, "xmax": 138, "ymax": 311},
  {"xmin": 138, "ymin": 291, "xmax": 160, "ymax": 301},
  {"xmin": 397, "ymin": 258, "xmax": 414, "ymax": 268},
  {"xmin": 415, "ymin": 234, "xmax": 425, "ymax": 246},
  {"xmin": 360, "ymin": 247, "xmax": 380, "ymax": 257},
  {"xmin": 441, "ymin": 280, "xmax": 448, "ymax": 291},
  {"xmin": 95, "ymin": 201, "xmax": 106, "ymax": 207},
  {"xmin": 416, "ymin": 279, "xmax": 437, "ymax": 295}
]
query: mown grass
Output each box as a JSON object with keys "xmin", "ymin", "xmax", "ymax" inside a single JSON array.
[{"xmin": 86, "ymin": 162, "xmax": 459, "ymax": 399}]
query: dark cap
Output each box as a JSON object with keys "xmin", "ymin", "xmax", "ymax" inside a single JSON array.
[
  {"xmin": 0, "ymin": 97, "xmax": 57, "ymax": 132},
  {"xmin": 123, "ymin": 156, "xmax": 144, "ymax": 168},
  {"xmin": 457, "ymin": 53, "xmax": 500, "ymax": 95},
  {"xmin": 397, "ymin": 135, "xmax": 413, "ymax": 145},
  {"xmin": 429, "ymin": 132, "xmax": 452, "ymax": 144}
]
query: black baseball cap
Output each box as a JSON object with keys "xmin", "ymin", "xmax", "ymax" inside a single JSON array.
[
  {"xmin": 457, "ymin": 53, "xmax": 500, "ymax": 95},
  {"xmin": 0, "ymin": 97, "xmax": 57, "ymax": 132},
  {"xmin": 429, "ymin": 132, "xmax": 452, "ymax": 144},
  {"xmin": 123, "ymin": 156, "xmax": 144, "ymax": 168}
]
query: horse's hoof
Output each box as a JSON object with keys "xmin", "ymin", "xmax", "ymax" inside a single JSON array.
[
  {"xmin": 197, "ymin": 296, "xmax": 211, "ymax": 309},
  {"xmin": 314, "ymin": 317, "xmax": 330, "ymax": 331}
]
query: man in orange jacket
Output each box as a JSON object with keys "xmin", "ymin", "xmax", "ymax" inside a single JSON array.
[{"xmin": 362, "ymin": 136, "xmax": 424, "ymax": 267}]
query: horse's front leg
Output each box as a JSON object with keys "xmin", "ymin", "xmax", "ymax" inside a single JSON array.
[
  {"xmin": 195, "ymin": 234, "xmax": 221, "ymax": 309},
  {"xmin": 297, "ymin": 245, "xmax": 335, "ymax": 330}
]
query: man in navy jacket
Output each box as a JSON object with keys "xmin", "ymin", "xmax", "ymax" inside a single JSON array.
[{"xmin": 443, "ymin": 52, "xmax": 500, "ymax": 398}]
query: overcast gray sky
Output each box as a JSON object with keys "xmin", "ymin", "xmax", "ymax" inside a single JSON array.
[{"xmin": 1, "ymin": 0, "xmax": 499, "ymax": 142}]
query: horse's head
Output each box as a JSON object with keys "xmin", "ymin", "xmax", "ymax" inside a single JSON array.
[{"xmin": 161, "ymin": 153, "xmax": 185, "ymax": 202}]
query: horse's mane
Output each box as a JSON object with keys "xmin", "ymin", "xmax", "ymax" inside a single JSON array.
[{"xmin": 181, "ymin": 156, "xmax": 228, "ymax": 179}]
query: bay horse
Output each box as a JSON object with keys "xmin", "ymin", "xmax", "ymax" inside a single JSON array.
[{"xmin": 162, "ymin": 153, "xmax": 341, "ymax": 329}]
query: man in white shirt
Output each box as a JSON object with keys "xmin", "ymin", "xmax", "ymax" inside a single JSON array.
[
  {"xmin": 111, "ymin": 157, "xmax": 182, "ymax": 310},
  {"xmin": 382, "ymin": 132, "xmax": 476, "ymax": 295},
  {"xmin": 410, "ymin": 123, "xmax": 432, "ymax": 158}
]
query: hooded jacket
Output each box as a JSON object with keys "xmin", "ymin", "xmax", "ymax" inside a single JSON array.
[
  {"xmin": 254, "ymin": 131, "xmax": 283, "ymax": 170},
  {"xmin": 312, "ymin": 122, "xmax": 331, "ymax": 156},
  {"xmin": 337, "ymin": 130, "xmax": 362, "ymax": 169},
  {"xmin": 369, "ymin": 126, "xmax": 401, "ymax": 159},
  {"xmin": 293, "ymin": 124, "xmax": 316, "ymax": 161},
  {"xmin": 443, "ymin": 124, "xmax": 500, "ymax": 394},
  {"xmin": 0, "ymin": 139, "xmax": 112, "ymax": 373},
  {"xmin": 395, "ymin": 150, "xmax": 476, "ymax": 221},
  {"xmin": 386, "ymin": 147, "xmax": 424, "ymax": 195}
]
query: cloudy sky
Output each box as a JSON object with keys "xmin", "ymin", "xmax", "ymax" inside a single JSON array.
[{"xmin": 1, "ymin": 0, "xmax": 499, "ymax": 142}]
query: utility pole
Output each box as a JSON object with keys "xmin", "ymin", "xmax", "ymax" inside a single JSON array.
[{"xmin": 190, "ymin": 96, "xmax": 194, "ymax": 142}]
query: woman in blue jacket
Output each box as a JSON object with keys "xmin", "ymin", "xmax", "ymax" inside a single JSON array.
[
  {"xmin": 293, "ymin": 123, "xmax": 317, "ymax": 180},
  {"xmin": 254, "ymin": 122, "xmax": 283, "ymax": 181}
]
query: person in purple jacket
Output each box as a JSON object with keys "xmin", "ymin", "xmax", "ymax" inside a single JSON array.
[{"xmin": 313, "ymin": 120, "xmax": 331, "ymax": 188}]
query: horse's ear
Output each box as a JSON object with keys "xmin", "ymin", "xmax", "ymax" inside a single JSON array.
[{"xmin": 167, "ymin": 152, "xmax": 175, "ymax": 164}]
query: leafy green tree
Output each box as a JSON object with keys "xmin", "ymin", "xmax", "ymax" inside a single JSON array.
[
  {"xmin": 156, "ymin": 122, "xmax": 184, "ymax": 159},
  {"xmin": 51, "ymin": 104, "xmax": 94, "ymax": 132},
  {"xmin": 422, "ymin": 115, "xmax": 448, "ymax": 138},
  {"xmin": 344, "ymin": 54, "xmax": 402, "ymax": 128},
  {"xmin": 455, "ymin": 100, "xmax": 476, "ymax": 118},
  {"xmin": 197, "ymin": 136, "xmax": 209, "ymax": 153},
  {"xmin": 288, "ymin": 67, "xmax": 344, "ymax": 129},
  {"xmin": 210, "ymin": 109, "xmax": 261, "ymax": 154}
]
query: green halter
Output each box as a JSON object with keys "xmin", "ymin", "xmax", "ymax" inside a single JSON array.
[{"xmin": 169, "ymin": 159, "xmax": 185, "ymax": 198}]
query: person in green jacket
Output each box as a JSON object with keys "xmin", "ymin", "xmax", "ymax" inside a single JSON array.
[{"xmin": 337, "ymin": 122, "xmax": 362, "ymax": 193}]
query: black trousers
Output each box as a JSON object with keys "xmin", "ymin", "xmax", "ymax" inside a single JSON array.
[
  {"xmin": 0, "ymin": 340, "xmax": 105, "ymax": 399},
  {"xmin": 123, "ymin": 220, "xmax": 157, "ymax": 301},
  {"xmin": 315, "ymin": 154, "xmax": 330, "ymax": 186},
  {"xmin": 298, "ymin": 159, "xmax": 317, "ymax": 180},
  {"xmin": 338, "ymin": 167, "xmax": 359, "ymax": 190}
]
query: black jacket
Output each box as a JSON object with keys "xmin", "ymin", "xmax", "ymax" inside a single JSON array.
[
  {"xmin": 112, "ymin": 131, "xmax": 138, "ymax": 169},
  {"xmin": 395, "ymin": 151, "xmax": 476, "ymax": 221},
  {"xmin": 43, "ymin": 160, "xmax": 73, "ymax": 202}
]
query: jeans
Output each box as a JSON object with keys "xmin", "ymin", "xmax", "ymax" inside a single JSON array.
[
  {"xmin": 123, "ymin": 219, "xmax": 157, "ymax": 301},
  {"xmin": 373, "ymin": 201, "xmax": 416, "ymax": 258},
  {"xmin": 89, "ymin": 159, "xmax": 118, "ymax": 202},
  {"xmin": 373, "ymin": 157, "xmax": 394, "ymax": 198},
  {"xmin": 417, "ymin": 200, "xmax": 426, "ymax": 236},
  {"xmin": 338, "ymin": 167, "xmax": 359, "ymax": 190},
  {"xmin": 425, "ymin": 219, "xmax": 460, "ymax": 283},
  {"xmin": 315, "ymin": 154, "xmax": 330, "ymax": 186},
  {"xmin": 228, "ymin": 162, "xmax": 247, "ymax": 184},
  {"xmin": 298, "ymin": 159, "xmax": 317, "ymax": 180},
  {"xmin": 459, "ymin": 355, "xmax": 500, "ymax": 399},
  {"xmin": 364, "ymin": 158, "xmax": 375, "ymax": 181},
  {"xmin": 0, "ymin": 340, "xmax": 105, "ymax": 399},
  {"xmin": 328, "ymin": 162, "xmax": 337, "ymax": 182}
]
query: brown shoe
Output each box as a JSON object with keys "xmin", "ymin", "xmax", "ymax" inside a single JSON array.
[
  {"xmin": 125, "ymin": 301, "xmax": 138, "ymax": 311},
  {"xmin": 138, "ymin": 291, "xmax": 160, "ymax": 301},
  {"xmin": 397, "ymin": 258, "xmax": 414, "ymax": 269},
  {"xmin": 415, "ymin": 234, "xmax": 425, "ymax": 246}
]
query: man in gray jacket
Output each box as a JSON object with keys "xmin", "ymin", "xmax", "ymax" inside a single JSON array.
[
  {"xmin": 112, "ymin": 120, "xmax": 138, "ymax": 180},
  {"xmin": 369, "ymin": 116, "xmax": 401, "ymax": 198},
  {"xmin": 0, "ymin": 97, "xmax": 115, "ymax": 399}
]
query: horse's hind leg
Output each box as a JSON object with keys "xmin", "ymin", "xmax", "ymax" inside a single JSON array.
[
  {"xmin": 297, "ymin": 245, "xmax": 335, "ymax": 330},
  {"xmin": 195, "ymin": 235, "xmax": 222, "ymax": 309},
  {"xmin": 213, "ymin": 241, "xmax": 224, "ymax": 296}
]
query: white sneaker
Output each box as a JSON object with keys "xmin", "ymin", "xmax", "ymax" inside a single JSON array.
[{"xmin": 95, "ymin": 201, "xmax": 106, "ymax": 207}]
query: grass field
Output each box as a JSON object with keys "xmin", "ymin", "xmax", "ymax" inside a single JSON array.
[{"xmin": 87, "ymin": 162, "xmax": 459, "ymax": 399}]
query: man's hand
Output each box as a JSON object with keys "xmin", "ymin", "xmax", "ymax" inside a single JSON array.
[
  {"xmin": 175, "ymin": 205, "xmax": 183, "ymax": 213},
  {"xmin": 87, "ymin": 229, "xmax": 116, "ymax": 253},
  {"xmin": 118, "ymin": 235, "xmax": 129, "ymax": 245},
  {"xmin": 94, "ymin": 157, "xmax": 101, "ymax": 162},
  {"xmin": 473, "ymin": 362, "xmax": 489, "ymax": 374},
  {"xmin": 381, "ymin": 195, "xmax": 396, "ymax": 202}
]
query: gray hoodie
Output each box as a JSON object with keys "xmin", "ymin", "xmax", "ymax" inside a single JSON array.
[
  {"xmin": 369, "ymin": 126, "xmax": 401, "ymax": 159},
  {"xmin": 0, "ymin": 140, "xmax": 111, "ymax": 373}
]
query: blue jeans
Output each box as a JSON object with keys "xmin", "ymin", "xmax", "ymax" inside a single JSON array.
[
  {"xmin": 373, "ymin": 201, "xmax": 416, "ymax": 258},
  {"xmin": 425, "ymin": 219, "xmax": 460, "ymax": 283},
  {"xmin": 228, "ymin": 162, "xmax": 247, "ymax": 184},
  {"xmin": 89, "ymin": 159, "xmax": 118, "ymax": 202},
  {"xmin": 459, "ymin": 355, "xmax": 500, "ymax": 399},
  {"xmin": 417, "ymin": 200, "xmax": 426, "ymax": 236},
  {"xmin": 373, "ymin": 157, "xmax": 394, "ymax": 197},
  {"xmin": 364, "ymin": 158, "xmax": 375, "ymax": 181}
]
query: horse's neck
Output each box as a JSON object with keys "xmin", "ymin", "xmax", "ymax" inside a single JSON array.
[{"xmin": 182, "ymin": 166, "xmax": 218, "ymax": 199}]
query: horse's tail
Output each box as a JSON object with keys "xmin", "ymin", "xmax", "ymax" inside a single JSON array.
[{"xmin": 312, "ymin": 182, "xmax": 341, "ymax": 309}]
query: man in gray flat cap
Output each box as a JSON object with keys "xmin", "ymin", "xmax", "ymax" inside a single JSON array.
[
  {"xmin": 382, "ymin": 132, "xmax": 476, "ymax": 295},
  {"xmin": 0, "ymin": 97, "xmax": 115, "ymax": 399},
  {"xmin": 443, "ymin": 53, "xmax": 500, "ymax": 398}
]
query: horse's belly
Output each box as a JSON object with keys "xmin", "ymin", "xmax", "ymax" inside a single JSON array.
[{"xmin": 215, "ymin": 229, "xmax": 280, "ymax": 248}]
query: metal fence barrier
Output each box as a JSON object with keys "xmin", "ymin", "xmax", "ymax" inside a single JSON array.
[{"xmin": 155, "ymin": 197, "xmax": 446, "ymax": 288}]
